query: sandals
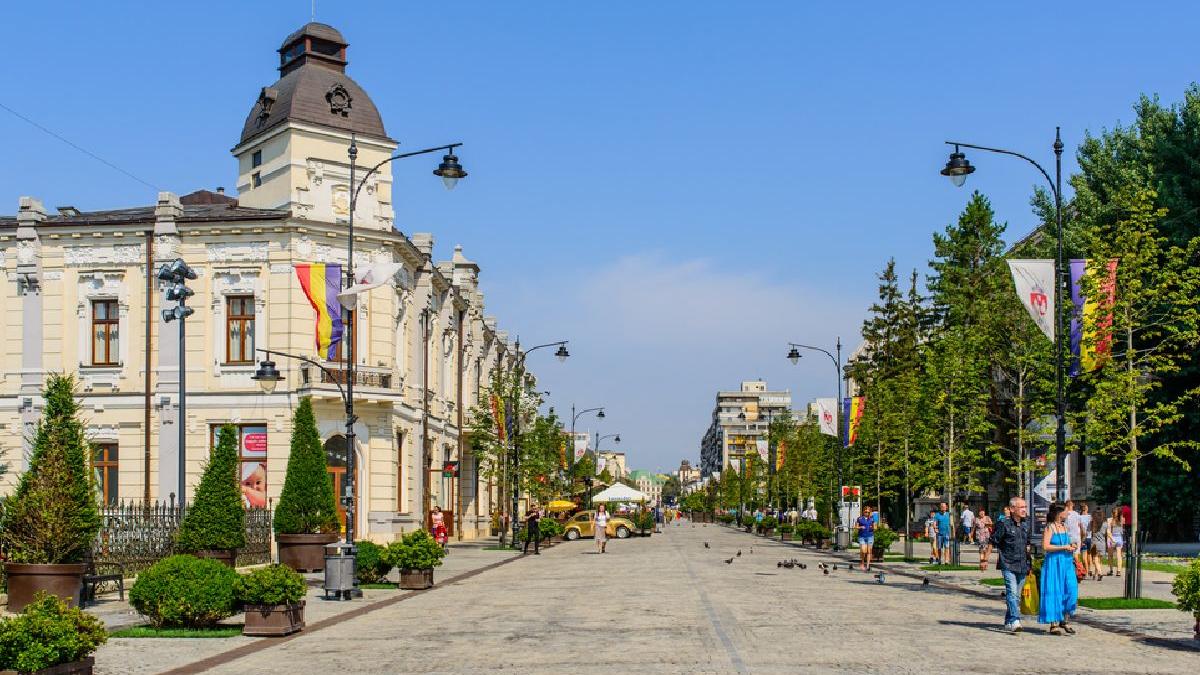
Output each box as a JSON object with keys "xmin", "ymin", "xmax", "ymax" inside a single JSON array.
[
  {"xmin": 1062, "ymin": 624, "xmax": 1076, "ymax": 635},
  {"xmin": 1049, "ymin": 625, "xmax": 1063, "ymax": 636}
]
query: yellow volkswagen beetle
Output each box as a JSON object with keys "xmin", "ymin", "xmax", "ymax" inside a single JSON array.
[{"xmin": 563, "ymin": 510, "xmax": 634, "ymax": 540}]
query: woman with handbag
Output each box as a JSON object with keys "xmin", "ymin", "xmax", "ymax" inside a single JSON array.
[{"xmin": 1039, "ymin": 503, "xmax": 1080, "ymax": 635}]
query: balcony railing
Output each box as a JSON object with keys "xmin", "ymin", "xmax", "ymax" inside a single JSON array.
[{"xmin": 300, "ymin": 363, "xmax": 397, "ymax": 390}]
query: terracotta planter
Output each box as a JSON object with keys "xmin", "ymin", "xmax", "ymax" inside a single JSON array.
[
  {"xmin": 276, "ymin": 533, "xmax": 339, "ymax": 572},
  {"xmin": 781, "ymin": 533, "xmax": 795, "ymax": 541},
  {"xmin": 398, "ymin": 568, "xmax": 434, "ymax": 590},
  {"xmin": 0, "ymin": 656, "xmax": 96, "ymax": 675},
  {"xmin": 192, "ymin": 549, "xmax": 237, "ymax": 568},
  {"xmin": 242, "ymin": 601, "xmax": 305, "ymax": 637},
  {"xmin": 4, "ymin": 562, "xmax": 86, "ymax": 612}
]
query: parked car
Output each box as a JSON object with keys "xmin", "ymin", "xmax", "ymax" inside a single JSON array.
[{"xmin": 563, "ymin": 510, "xmax": 634, "ymax": 540}]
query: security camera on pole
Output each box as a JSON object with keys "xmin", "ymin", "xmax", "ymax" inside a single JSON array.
[{"xmin": 158, "ymin": 258, "xmax": 197, "ymax": 504}]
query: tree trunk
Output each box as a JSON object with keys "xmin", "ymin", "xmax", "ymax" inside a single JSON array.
[{"xmin": 1128, "ymin": 323, "xmax": 1140, "ymax": 599}]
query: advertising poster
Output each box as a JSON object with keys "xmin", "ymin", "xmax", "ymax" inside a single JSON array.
[{"xmin": 240, "ymin": 425, "xmax": 268, "ymax": 508}]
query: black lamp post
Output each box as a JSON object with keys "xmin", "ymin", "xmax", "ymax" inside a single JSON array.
[
  {"xmin": 787, "ymin": 338, "xmax": 845, "ymax": 548},
  {"xmin": 939, "ymin": 131, "xmax": 1066, "ymax": 511},
  {"xmin": 158, "ymin": 258, "xmax": 197, "ymax": 505},
  {"xmin": 506, "ymin": 340, "xmax": 569, "ymax": 548},
  {"xmin": 570, "ymin": 405, "xmax": 605, "ymax": 472}
]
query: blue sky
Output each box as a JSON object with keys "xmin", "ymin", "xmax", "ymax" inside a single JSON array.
[{"xmin": 4, "ymin": 2, "xmax": 1199, "ymax": 473}]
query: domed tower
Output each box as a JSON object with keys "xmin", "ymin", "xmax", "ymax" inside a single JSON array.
[{"xmin": 232, "ymin": 22, "xmax": 397, "ymax": 228}]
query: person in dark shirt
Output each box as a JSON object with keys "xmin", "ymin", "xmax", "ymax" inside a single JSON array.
[
  {"xmin": 856, "ymin": 505, "xmax": 877, "ymax": 571},
  {"xmin": 523, "ymin": 504, "xmax": 542, "ymax": 555},
  {"xmin": 990, "ymin": 497, "xmax": 1031, "ymax": 632}
]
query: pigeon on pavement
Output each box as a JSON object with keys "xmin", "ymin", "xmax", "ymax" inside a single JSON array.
[
  {"xmin": 823, "ymin": 569, "xmax": 829, "ymax": 575},
  {"xmin": 736, "ymin": 550, "xmax": 742, "ymax": 557},
  {"xmin": 704, "ymin": 542, "xmax": 710, "ymax": 549},
  {"xmin": 724, "ymin": 557, "xmax": 734, "ymax": 564}
]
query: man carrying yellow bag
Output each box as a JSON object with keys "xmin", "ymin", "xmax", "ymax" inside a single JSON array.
[{"xmin": 990, "ymin": 496, "xmax": 1032, "ymax": 632}]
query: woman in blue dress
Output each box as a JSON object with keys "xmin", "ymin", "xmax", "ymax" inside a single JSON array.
[{"xmin": 1039, "ymin": 502, "xmax": 1080, "ymax": 634}]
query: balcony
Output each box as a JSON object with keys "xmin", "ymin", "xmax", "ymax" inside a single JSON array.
[{"xmin": 299, "ymin": 363, "xmax": 398, "ymax": 391}]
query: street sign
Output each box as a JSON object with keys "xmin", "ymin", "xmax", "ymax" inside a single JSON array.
[
  {"xmin": 442, "ymin": 461, "xmax": 459, "ymax": 478},
  {"xmin": 841, "ymin": 485, "xmax": 862, "ymax": 501}
]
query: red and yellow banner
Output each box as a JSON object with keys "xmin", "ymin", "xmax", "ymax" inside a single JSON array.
[{"xmin": 843, "ymin": 396, "xmax": 865, "ymax": 447}]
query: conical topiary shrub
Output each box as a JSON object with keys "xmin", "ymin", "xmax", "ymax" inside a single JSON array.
[
  {"xmin": 0, "ymin": 374, "xmax": 101, "ymax": 564},
  {"xmin": 175, "ymin": 424, "xmax": 245, "ymax": 561},
  {"xmin": 274, "ymin": 398, "xmax": 339, "ymax": 535}
]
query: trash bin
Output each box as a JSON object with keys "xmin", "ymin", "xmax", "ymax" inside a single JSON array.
[{"xmin": 323, "ymin": 542, "xmax": 357, "ymax": 601}]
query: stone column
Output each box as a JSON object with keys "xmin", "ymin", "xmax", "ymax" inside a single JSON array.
[{"xmin": 16, "ymin": 197, "xmax": 45, "ymax": 470}]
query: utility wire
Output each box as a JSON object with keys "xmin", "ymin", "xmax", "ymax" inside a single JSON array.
[{"xmin": 0, "ymin": 101, "xmax": 161, "ymax": 192}]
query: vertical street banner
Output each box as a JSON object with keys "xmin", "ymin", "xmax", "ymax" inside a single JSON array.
[
  {"xmin": 295, "ymin": 263, "xmax": 344, "ymax": 359},
  {"xmin": 814, "ymin": 398, "xmax": 838, "ymax": 437},
  {"xmin": 755, "ymin": 439, "xmax": 768, "ymax": 460},
  {"xmin": 842, "ymin": 396, "xmax": 865, "ymax": 447},
  {"xmin": 1007, "ymin": 259, "xmax": 1055, "ymax": 341},
  {"xmin": 490, "ymin": 393, "xmax": 506, "ymax": 442},
  {"xmin": 776, "ymin": 440, "xmax": 786, "ymax": 471},
  {"xmin": 596, "ymin": 456, "xmax": 607, "ymax": 476},
  {"xmin": 573, "ymin": 436, "xmax": 588, "ymax": 462},
  {"xmin": 1070, "ymin": 259, "xmax": 1118, "ymax": 375},
  {"xmin": 558, "ymin": 438, "xmax": 567, "ymax": 469}
]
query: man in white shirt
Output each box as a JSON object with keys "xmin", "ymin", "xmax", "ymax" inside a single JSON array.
[
  {"xmin": 1064, "ymin": 500, "xmax": 1083, "ymax": 566},
  {"xmin": 960, "ymin": 505, "xmax": 975, "ymax": 544}
]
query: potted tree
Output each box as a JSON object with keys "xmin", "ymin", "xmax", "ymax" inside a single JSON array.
[
  {"xmin": 1171, "ymin": 558, "xmax": 1200, "ymax": 641},
  {"xmin": 128, "ymin": 555, "xmax": 238, "ymax": 629},
  {"xmin": 0, "ymin": 375, "xmax": 102, "ymax": 611},
  {"xmin": 778, "ymin": 523, "xmax": 794, "ymax": 541},
  {"xmin": 0, "ymin": 593, "xmax": 107, "ymax": 675},
  {"xmin": 386, "ymin": 530, "xmax": 447, "ymax": 590},
  {"xmin": 235, "ymin": 564, "xmax": 307, "ymax": 637},
  {"xmin": 759, "ymin": 515, "xmax": 777, "ymax": 536},
  {"xmin": 353, "ymin": 540, "xmax": 393, "ymax": 585},
  {"xmin": 175, "ymin": 424, "xmax": 245, "ymax": 567},
  {"xmin": 274, "ymin": 398, "xmax": 341, "ymax": 572},
  {"xmin": 872, "ymin": 525, "xmax": 899, "ymax": 562}
]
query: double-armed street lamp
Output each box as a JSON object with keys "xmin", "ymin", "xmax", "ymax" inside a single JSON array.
[
  {"xmin": 938, "ymin": 130, "xmax": 1066, "ymax": 510},
  {"xmin": 158, "ymin": 258, "xmax": 198, "ymax": 505},
  {"xmin": 786, "ymin": 338, "xmax": 846, "ymax": 548}
]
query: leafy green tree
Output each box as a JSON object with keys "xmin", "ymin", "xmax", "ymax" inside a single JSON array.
[
  {"xmin": 0, "ymin": 374, "xmax": 101, "ymax": 564},
  {"xmin": 176, "ymin": 424, "xmax": 246, "ymax": 552},
  {"xmin": 273, "ymin": 397, "xmax": 340, "ymax": 535}
]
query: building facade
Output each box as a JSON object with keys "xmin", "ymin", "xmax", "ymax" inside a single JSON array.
[
  {"xmin": 699, "ymin": 380, "xmax": 792, "ymax": 477},
  {"xmin": 628, "ymin": 470, "xmax": 663, "ymax": 507},
  {"xmin": 0, "ymin": 22, "xmax": 519, "ymax": 542}
]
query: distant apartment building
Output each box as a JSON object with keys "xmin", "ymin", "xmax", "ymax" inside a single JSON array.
[
  {"xmin": 599, "ymin": 451, "xmax": 627, "ymax": 479},
  {"xmin": 628, "ymin": 469, "xmax": 663, "ymax": 507},
  {"xmin": 677, "ymin": 459, "xmax": 700, "ymax": 486},
  {"xmin": 699, "ymin": 380, "xmax": 792, "ymax": 477}
]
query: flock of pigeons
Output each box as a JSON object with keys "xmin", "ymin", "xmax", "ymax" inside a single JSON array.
[{"xmin": 703, "ymin": 540, "xmax": 927, "ymax": 587}]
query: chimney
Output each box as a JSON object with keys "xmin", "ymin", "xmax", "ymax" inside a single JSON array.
[
  {"xmin": 410, "ymin": 233, "xmax": 434, "ymax": 258},
  {"xmin": 154, "ymin": 191, "xmax": 181, "ymax": 236},
  {"xmin": 216, "ymin": 187, "xmax": 225, "ymax": 195}
]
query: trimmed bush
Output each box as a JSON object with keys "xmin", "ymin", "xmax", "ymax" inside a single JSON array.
[
  {"xmin": 1172, "ymin": 558, "xmax": 1200, "ymax": 616},
  {"xmin": 759, "ymin": 515, "xmax": 778, "ymax": 531},
  {"xmin": 874, "ymin": 525, "xmax": 899, "ymax": 551},
  {"xmin": 631, "ymin": 510, "xmax": 655, "ymax": 533},
  {"xmin": 538, "ymin": 518, "xmax": 564, "ymax": 540},
  {"xmin": 385, "ymin": 530, "xmax": 447, "ymax": 571},
  {"xmin": 0, "ymin": 593, "xmax": 107, "ymax": 673},
  {"xmin": 176, "ymin": 424, "xmax": 246, "ymax": 552},
  {"xmin": 274, "ymin": 398, "xmax": 340, "ymax": 535},
  {"xmin": 130, "ymin": 555, "xmax": 238, "ymax": 628},
  {"xmin": 355, "ymin": 541, "xmax": 392, "ymax": 584},
  {"xmin": 234, "ymin": 564, "xmax": 307, "ymax": 606},
  {"xmin": 0, "ymin": 375, "xmax": 101, "ymax": 564},
  {"xmin": 778, "ymin": 524, "xmax": 794, "ymax": 534}
]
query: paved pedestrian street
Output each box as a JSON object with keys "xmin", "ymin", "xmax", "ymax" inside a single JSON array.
[{"xmin": 103, "ymin": 523, "xmax": 1198, "ymax": 675}]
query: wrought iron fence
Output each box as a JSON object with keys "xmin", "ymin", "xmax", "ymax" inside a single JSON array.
[{"xmin": 93, "ymin": 499, "xmax": 273, "ymax": 576}]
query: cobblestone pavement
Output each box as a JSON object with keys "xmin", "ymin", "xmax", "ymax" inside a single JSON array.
[{"xmin": 120, "ymin": 522, "xmax": 1200, "ymax": 675}]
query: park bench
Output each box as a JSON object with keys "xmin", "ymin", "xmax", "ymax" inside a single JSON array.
[{"xmin": 81, "ymin": 550, "xmax": 126, "ymax": 607}]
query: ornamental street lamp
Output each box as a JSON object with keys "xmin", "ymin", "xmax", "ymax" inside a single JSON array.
[
  {"xmin": 506, "ymin": 340, "xmax": 569, "ymax": 547},
  {"xmin": 938, "ymin": 130, "xmax": 1067, "ymax": 514},
  {"xmin": 569, "ymin": 405, "xmax": 605, "ymax": 480},
  {"xmin": 158, "ymin": 258, "xmax": 197, "ymax": 504},
  {"xmin": 787, "ymin": 338, "xmax": 845, "ymax": 549}
]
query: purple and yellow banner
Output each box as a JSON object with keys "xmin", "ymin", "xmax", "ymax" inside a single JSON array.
[
  {"xmin": 295, "ymin": 264, "xmax": 344, "ymax": 360},
  {"xmin": 843, "ymin": 396, "xmax": 865, "ymax": 448},
  {"xmin": 1069, "ymin": 259, "xmax": 1117, "ymax": 375}
]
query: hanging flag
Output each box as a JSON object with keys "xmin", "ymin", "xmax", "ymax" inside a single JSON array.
[
  {"xmin": 490, "ymin": 393, "xmax": 506, "ymax": 442},
  {"xmin": 295, "ymin": 264, "xmax": 344, "ymax": 360},
  {"xmin": 596, "ymin": 457, "xmax": 607, "ymax": 475},
  {"xmin": 814, "ymin": 398, "xmax": 838, "ymax": 437},
  {"xmin": 573, "ymin": 437, "xmax": 588, "ymax": 462},
  {"xmin": 336, "ymin": 260, "xmax": 406, "ymax": 308},
  {"xmin": 1007, "ymin": 259, "xmax": 1055, "ymax": 341},
  {"xmin": 559, "ymin": 438, "xmax": 567, "ymax": 469},
  {"xmin": 755, "ymin": 439, "xmax": 768, "ymax": 460},
  {"xmin": 1070, "ymin": 259, "xmax": 1118, "ymax": 375},
  {"xmin": 776, "ymin": 440, "xmax": 786, "ymax": 471},
  {"xmin": 843, "ymin": 396, "xmax": 865, "ymax": 447}
]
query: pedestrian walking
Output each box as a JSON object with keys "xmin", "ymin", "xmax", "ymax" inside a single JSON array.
[
  {"xmin": 1108, "ymin": 509, "xmax": 1126, "ymax": 577},
  {"xmin": 935, "ymin": 503, "xmax": 952, "ymax": 564},
  {"xmin": 431, "ymin": 505, "xmax": 448, "ymax": 549},
  {"xmin": 924, "ymin": 509, "xmax": 939, "ymax": 564},
  {"xmin": 990, "ymin": 496, "xmax": 1031, "ymax": 632},
  {"xmin": 1064, "ymin": 500, "xmax": 1083, "ymax": 570},
  {"xmin": 1039, "ymin": 502, "xmax": 1079, "ymax": 635},
  {"xmin": 595, "ymin": 504, "xmax": 610, "ymax": 554},
  {"xmin": 999, "ymin": 505, "xmax": 1011, "ymax": 523},
  {"xmin": 975, "ymin": 509, "xmax": 993, "ymax": 571},
  {"xmin": 522, "ymin": 503, "xmax": 542, "ymax": 555},
  {"xmin": 961, "ymin": 504, "xmax": 975, "ymax": 544},
  {"xmin": 857, "ymin": 505, "xmax": 876, "ymax": 571},
  {"xmin": 1088, "ymin": 507, "xmax": 1108, "ymax": 581}
]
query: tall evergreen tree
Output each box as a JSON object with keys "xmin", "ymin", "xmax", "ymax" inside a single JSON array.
[
  {"xmin": 176, "ymin": 424, "xmax": 246, "ymax": 552},
  {"xmin": 273, "ymin": 398, "xmax": 340, "ymax": 535}
]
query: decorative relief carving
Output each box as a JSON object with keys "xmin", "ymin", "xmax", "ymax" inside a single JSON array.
[
  {"xmin": 17, "ymin": 240, "xmax": 38, "ymax": 265},
  {"xmin": 325, "ymin": 83, "xmax": 353, "ymax": 116},
  {"xmin": 64, "ymin": 244, "xmax": 142, "ymax": 266},
  {"xmin": 155, "ymin": 235, "xmax": 177, "ymax": 259},
  {"xmin": 206, "ymin": 242, "xmax": 268, "ymax": 263},
  {"xmin": 331, "ymin": 185, "xmax": 350, "ymax": 216}
]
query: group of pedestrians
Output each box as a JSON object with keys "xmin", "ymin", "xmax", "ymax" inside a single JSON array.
[
  {"xmin": 923, "ymin": 502, "xmax": 953, "ymax": 564},
  {"xmin": 991, "ymin": 497, "xmax": 1079, "ymax": 634}
]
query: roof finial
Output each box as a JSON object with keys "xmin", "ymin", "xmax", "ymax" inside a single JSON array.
[{"xmin": 311, "ymin": 0, "xmax": 316, "ymax": 22}]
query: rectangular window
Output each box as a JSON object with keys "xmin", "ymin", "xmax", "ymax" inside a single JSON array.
[
  {"xmin": 331, "ymin": 310, "xmax": 355, "ymax": 362},
  {"xmin": 210, "ymin": 424, "xmax": 268, "ymax": 509},
  {"xmin": 252, "ymin": 172, "xmax": 262, "ymax": 188},
  {"xmin": 91, "ymin": 300, "xmax": 119, "ymax": 366},
  {"xmin": 91, "ymin": 443, "xmax": 118, "ymax": 506},
  {"xmin": 226, "ymin": 296, "xmax": 255, "ymax": 364},
  {"xmin": 396, "ymin": 430, "xmax": 405, "ymax": 511},
  {"xmin": 251, "ymin": 150, "xmax": 262, "ymax": 168}
]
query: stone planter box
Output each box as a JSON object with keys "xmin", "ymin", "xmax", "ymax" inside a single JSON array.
[
  {"xmin": 193, "ymin": 549, "xmax": 237, "ymax": 568},
  {"xmin": 0, "ymin": 656, "xmax": 96, "ymax": 675},
  {"xmin": 760, "ymin": 528, "xmax": 774, "ymax": 537},
  {"xmin": 4, "ymin": 562, "xmax": 86, "ymax": 612},
  {"xmin": 781, "ymin": 533, "xmax": 795, "ymax": 541},
  {"xmin": 398, "ymin": 568, "xmax": 434, "ymax": 590},
  {"xmin": 277, "ymin": 533, "xmax": 339, "ymax": 572},
  {"xmin": 243, "ymin": 601, "xmax": 305, "ymax": 637}
]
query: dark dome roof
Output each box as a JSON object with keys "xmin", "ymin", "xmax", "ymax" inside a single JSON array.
[{"xmin": 238, "ymin": 23, "xmax": 389, "ymax": 146}]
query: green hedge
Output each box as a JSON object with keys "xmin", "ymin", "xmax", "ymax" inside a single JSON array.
[
  {"xmin": 0, "ymin": 593, "xmax": 107, "ymax": 673},
  {"xmin": 234, "ymin": 564, "xmax": 306, "ymax": 606},
  {"xmin": 385, "ymin": 530, "xmax": 447, "ymax": 571},
  {"xmin": 355, "ymin": 541, "xmax": 392, "ymax": 584},
  {"xmin": 130, "ymin": 555, "xmax": 238, "ymax": 628}
]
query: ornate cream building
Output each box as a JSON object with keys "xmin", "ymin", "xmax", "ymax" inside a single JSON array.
[{"xmin": 0, "ymin": 22, "xmax": 519, "ymax": 541}]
